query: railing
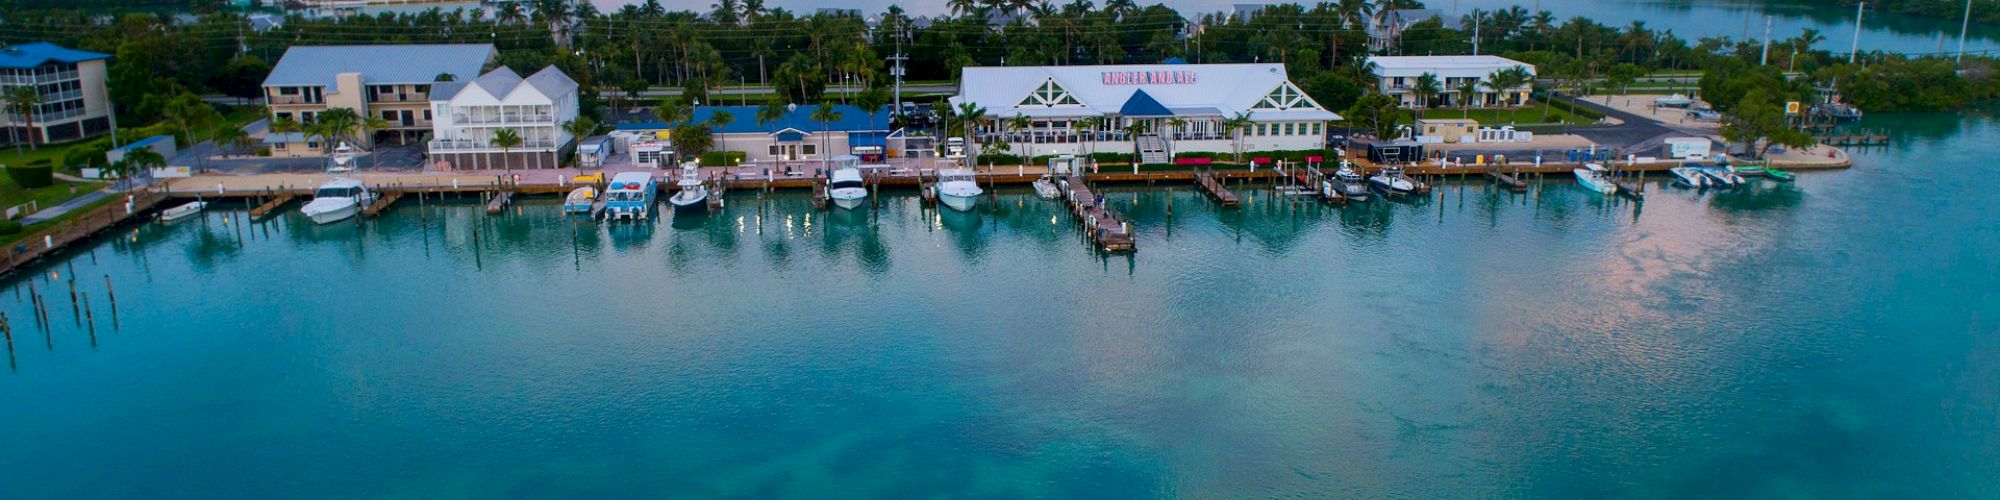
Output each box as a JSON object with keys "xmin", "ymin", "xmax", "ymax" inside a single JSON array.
[
  {"xmin": 0, "ymin": 70, "xmax": 79, "ymax": 86},
  {"xmin": 450, "ymin": 113, "xmax": 556, "ymax": 125},
  {"xmin": 1, "ymin": 189, "xmax": 168, "ymax": 277},
  {"xmin": 267, "ymin": 94, "xmax": 317, "ymax": 105},
  {"xmin": 427, "ymin": 139, "xmax": 558, "ymax": 152},
  {"xmin": 370, "ymin": 92, "xmax": 430, "ymax": 103}
]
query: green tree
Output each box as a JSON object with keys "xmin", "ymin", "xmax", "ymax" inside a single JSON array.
[
  {"xmin": 161, "ymin": 93, "xmax": 217, "ymax": 171},
  {"xmin": 1343, "ymin": 93, "xmax": 1404, "ymax": 140},
  {"xmin": 1220, "ymin": 112, "xmax": 1253, "ymax": 163},
  {"xmin": 114, "ymin": 147, "xmax": 166, "ymax": 182},
  {"xmin": 1720, "ymin": 88, "xmax": 1814, "ymax": 159},
  {"xmin": 1411, "ymin": 72, "xmax": 1442, "ymax": 109},
  {"xmin": 704, "ymin": 111, "xmax": 735, "ymax": 164},
  {"xmin": 809, "ymin": 103, "xmax": 845, "ymax": 166},
  {"xmin": 491, "ymin": 128, "xmax": 524, "ymax": 172},
  {"xmin": 3, "ymin": 85, "xmax": 41, "ymax": 154}
]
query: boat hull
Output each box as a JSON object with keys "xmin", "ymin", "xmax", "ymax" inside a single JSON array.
[
  {"xmin": 160, "ymin": 202, "xmax": 206, "ymax": 222},
  {"xmin": 831, "ymin": 195, "xmax": 867, "ymax": 210},
  {"xmin": 670, "ymin": 197, "xmax": 708, "ymax": 215},
  {"xmin": 1367, "ymin": 176, "xmax": 1412, "ymax": 196},
  {"xmin": 304, "ymin": 202, "xmax": 358, "ymax": 225},
  {"xmin": 940, "ymin": 193, "xmax": 979, "ymax": 212}
]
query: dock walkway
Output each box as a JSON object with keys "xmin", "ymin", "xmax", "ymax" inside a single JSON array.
[
  {"xmin": 1195, "ymin": 171, "xmax": 1239, "ymax": 207},
  {"xmin": 1056, "ymin": 175, "xmax": 1135, "ymax": 252},
  {"xmin": 1, "ymin": 189, "xmax": 168, "ymax": 277}
]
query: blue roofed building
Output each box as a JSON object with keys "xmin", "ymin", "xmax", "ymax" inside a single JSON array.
[
  {"xmin": 616, "ymin": 104, "xmax": 901, "ymax": 165},
  {"xmin": 1, "ymin": 42, "xmax": 114, "ymax": 146},
  {"xmin": 260, "ymin": 44, "xmax": 495, "ymax": 156}
]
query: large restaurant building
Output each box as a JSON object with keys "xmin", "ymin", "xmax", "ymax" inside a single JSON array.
[{"xmin": 949, "ymin": 63, "xmax": 1340, "ymax": 163}]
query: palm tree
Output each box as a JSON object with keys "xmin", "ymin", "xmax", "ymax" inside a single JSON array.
[
  {"xmin": 808, "ymin": 103, "xmax": 844, "ymax": 168},
  {"xmin": 212, "ymin": 125, "xmax": 252, "ymax": 158},
  {"xmin": 704, "ymin": 112, "xmax": 734, "ymax": 165},
  {"xmin": 491, "ymin": 128, "xmax": 523, "ymax": 172},
  {"xmin": 3, "ymin": 86, "xmax": 42, "ymax": 154},
  {"xmin": 1482, "ymin": 66, "xmax": 1534, "ymax": 123},
  {"xmin": 162, "ymin": 93, "xmax": 217, "ymax": 171},
  {"xmin": 952, "ymin": 102, "xmax": 987, "ymax": 158},
  {"xmin": 1166, "ymin": 117, "xmax": 1187, "ymax": 141},
  {"xmin": 1006, "ymin": 114, "xmax": 1033, "ymax": 167},
  {"xmin": 434, "ymin": 72, "xmax": 456, "ymax": 83},
  {"xmin": 115, "ymin": 148, "xmax": 166, "ymax": 185},
  {"xmin": 561, "ymin": 117, "xmax": 598, "ymax": 167},
  {"xmin": 756, "ymin": 98, "xmax": 787, "ymax": 128},
  {"xmin": 1220, "ymin": 112, "xmax": 1252, "ymax": 163},
  {"xmin": 1456, "ymin": 79, "xmax": 1480, "ymax": 119},
  {"xmin": 1412, "ymin": 72, "xmax": 1442, "ymax": 109},
  {"xmin": 1070, "ymin": 116, "xmax": 1102, "ymax": 157},
  {"xmin": 269, "ymin": 116, "xmax": 302, "ymax": 154}
]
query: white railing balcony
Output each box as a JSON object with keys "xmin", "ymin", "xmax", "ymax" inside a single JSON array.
[
  {"xmin": 450, "ymin": 113, "xmax": 556, "ymax": 125},
  {"xmin": 428, "ymin": 139, "xmax": 558, "ymax": 152}
]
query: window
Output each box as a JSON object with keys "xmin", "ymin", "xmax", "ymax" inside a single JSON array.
[
  {"xmin": 803, "ymin": 144, "xmax": 817, "ymax": 155},
  {"xmin": 1311, "ymin": 123, "xmax": 1322, "ymax": 135},
  {"xmin": 1255, "ymin": 124, "xmax": 1266, "ymax": 136},
  {"xmin": 1253, "ymin": 82, "xmax": 1318, "ymax": 111},
  {"xmin": 769, "ymin": 145, "xmax": 782, "ymax": 155},
  {"xmin": 1283, "ymin": 123, "xmax": 1295, "ymax": 135},
  {"xmin": 382, "ymin": 110, "xmax": 397, "ymax": 120},
  {"xmin": 1015, "ymin": 78, "xmax": 1080, "ymax": 108},
  {"xmin": 276, "ymin": 112, "xmax": 293, "ymax": 121},
  {"xmin": 423, "ymin": 109, "xmax": 432, "ymax": 121},
  {"xmin": 279, "ymin": 87, "xmax": 299, "ymax": 95}
]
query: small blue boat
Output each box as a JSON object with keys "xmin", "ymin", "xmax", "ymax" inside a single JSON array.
[{"xmin": 563, "ymin": 186, "xmax": 599, "ymax": 215}]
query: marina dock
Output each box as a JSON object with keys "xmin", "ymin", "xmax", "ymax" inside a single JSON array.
[
  {"xmin": 1054, "ymin": 175, "xmax": 1135, "ymax": 253},
  {"xmin": 249, "ymin": 192, "xmax": 296, "ymax": 219},
  {"xmin": 0, "ymin": 190, "xmax": 168, "ymax": 277},
  {"xmin": 1194, "ymin": 171, "xmax": 1239, "ymax": 207},
  {"xmin": 1488, "ymin": 170, "xmax": 1529, "ymax": 192}
]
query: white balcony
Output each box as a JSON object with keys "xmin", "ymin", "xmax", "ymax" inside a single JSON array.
[{"xmin": 428, "ymin": 138, "xmax": 559, "ymax": 153}]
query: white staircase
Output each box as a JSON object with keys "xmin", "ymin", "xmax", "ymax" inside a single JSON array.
[{"xmin": 1137, "ymin": 134, "xmax": 1170, "ymax": 164}]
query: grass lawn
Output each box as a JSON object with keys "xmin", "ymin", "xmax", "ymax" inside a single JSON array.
[
  {"xmin": 0, "ymin": 142, "xmax": 102, "ymax": 211},
  {"xmin": 1417, "ymin": 100, "xmax": 1596, "ymax": 126}
]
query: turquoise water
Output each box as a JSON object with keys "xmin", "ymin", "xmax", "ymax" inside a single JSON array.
[{"xmin": 3, "ymin": 110, "xmax": 1999, "ymax": 497}]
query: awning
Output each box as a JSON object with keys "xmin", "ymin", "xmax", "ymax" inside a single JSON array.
[{"xmin": 1118, "ymin": 89, "xmax": 1173, "ymax": 117}]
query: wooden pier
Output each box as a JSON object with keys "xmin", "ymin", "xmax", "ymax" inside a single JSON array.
[
  {"xmin": 810, "ymin": 177, "xmax": 830, "ymax": 210},
  {"xmin": 362, "ymin": 191, "xmax": 403, "ymax": 217},
  {"xmin": 1488, "ymin": 171, "xmax": 1529, "ymax": 192},
  {"xmin": 1, "ymin": 190, "xmax": 169, "ymax": 277},
  {"xmin": 1055, "ymin": 175, "xmax": 1135, "ymax": 253},
  {"xmin": 249, "ymin": 192, "xmax": 296, "ymax": 219},
  {"xmin": 484, "ymin": 191, "xmax": 513, "ymax": 214},
  {"xmin": 1194, "ymin": 171, "xmax": 1239, "ymax": 207}
]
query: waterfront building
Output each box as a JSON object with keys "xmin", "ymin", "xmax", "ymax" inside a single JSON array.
[
  {"xmin": 618, "ymin": 104, "xmax": 900, "ymax": 166},
  {"xmin": 1366, "ymin": 9, "xmax": 1443, "ymax": 53},
  {"xmin": 259, "ymin": 44, "xmax": 495, "ymax": 157},
  {"xmin": 1367, "ymin": 55, "xmax": 1536, "ymax": 108},
  {"xmin": 426, "ymin": 66, "xmax": 580, "ymax": 170},
  {"xmin": 0, "ymin": 42, "xmax": 113, "ymax": 146},
  {"xmin": 947, "ymin": 63, "xmax": 1341, "ymax": 164}
]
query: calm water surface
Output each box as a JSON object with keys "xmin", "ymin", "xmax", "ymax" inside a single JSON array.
[{"xmin": 3, "ymin": 110, "xmax": 1999, "ymax": 497}]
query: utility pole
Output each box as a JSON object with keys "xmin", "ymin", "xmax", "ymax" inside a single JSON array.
[
  {"xmin": 888, "ymin": 27, "xmax": 908, "ymax": 119},
  {"xmin": 1472, "ymin": 12, "xmax": 1481, "ymax": 56},
  {"xmin": 1849, "ymin": 2, "xmax": 1865, "ymax": 64},
  {"xmin": 1958, "ymin": 0, "xmax": 1974, "ymax": 64},
  {"xmin": 1760, "ymin": 16, "xmax": 1772, "ymax": 66}
]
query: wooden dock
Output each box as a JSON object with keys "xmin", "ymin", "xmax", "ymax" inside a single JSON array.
[
  {"xmin": 810, "ymin": 177, "xmax": 830, "ymax": 210},
  {"xmin": 1, "ymin": 189, "xmax": 169, "ymax": 277},
  {"xmin": 484, "ymin": 191, "xmax": 513, "ymax": 214},
  {"xmin": 248, "ymin": 193, "xmax": 296, "ymax": 219},
  {"xmin": 1194, "ymin": 171, "xmax": 1239, "ymax": 207},
  {"xmin": 362, "ymin": 191, "xmax": 403, "ymax": 217},
  {"xmin": 1055, "ymin": 175, "xmax": 1135, "ymax": 253},
  {"xmin": 1488, "ymin": 171, "xmax": 1529, "ymax": 192}
]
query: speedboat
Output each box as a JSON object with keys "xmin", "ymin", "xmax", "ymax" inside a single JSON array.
[
  {"xmin": 667, "ymin": 162, "xmax": 708, "ymax": 215},
  {"xmin": 327, "ymin": 142, "xmax": 356, "ymax": 173},
  {"xmin": 1668, "ymin": 166, "xmax": 1710, "ymax": 188},
  {"xmin": 934, "ymin": 168, "xmax": 983, "ymax": 211},
  {"xmin": 160, "ymin": 201, "xmax": 207, "ymax": 222},
  {"xmin": 602, "ymin": 171, "xmax": 658, "ymax": 221},
  {"xmin": 564, "ymin": 185, "xmax": 599, "ymax": 215},
  {"xmin": 1654, "ymin": 94, "xmax": 1695, "ymax": 108},
  {"xmin": 1574, "ymin": 162, "xmax": 1618, "ymax": 195},
  {"xmin": 300, "ymin": 177, "xmax": 374, "ymax": 224},
  {"xmin": 1367, "ymin": 164, "xmax": 1416, "ymax": 197},
  {"xmin": 1697, "ymin": 165, "xmax": 1744, "ymax": 187},
  {"xmin": 828, "ymin": 165, "xmax": 868, "ymax": 210},
  {"xmin": 1032, "ymin": 175, "xmax": 1061, "ymax": 199},
  {"xmin": 1333, "ymin": 162, "xmax": 1371, "ymax": 201}
]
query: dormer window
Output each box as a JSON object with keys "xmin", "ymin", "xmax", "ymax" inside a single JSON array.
[{"xmin": 1016, "ymin": 78, "xmax": 1080, "ymax": 108}]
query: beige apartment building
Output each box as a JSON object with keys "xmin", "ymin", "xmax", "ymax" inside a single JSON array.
[
  {"xmin": 1, "ymin": 42, "xmax": 114, "ymax": 146},
  {"xmin": 260, "ymin": 44, "xmax": 495, "ymax": 157}
]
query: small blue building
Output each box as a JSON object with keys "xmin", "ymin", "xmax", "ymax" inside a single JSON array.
[{"xmin": 618, "ymin": 104, "xmax": 901, "ymax": 164}]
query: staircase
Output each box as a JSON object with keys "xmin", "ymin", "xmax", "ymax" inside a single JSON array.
[{"xmin": 1137, "ymin": 134, "xmax": 1170, "ymax": 164}]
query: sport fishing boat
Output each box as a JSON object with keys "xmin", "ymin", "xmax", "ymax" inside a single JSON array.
[
  {"xmin": 602, "ymin": 171, "xmax": 657, "ymax": 221},
  {"xmin": 1697, "ymin": 165, "xmax": 1745, "ymax": 187},
  {"xmin": 1574, "ymin": 162, "xmax": 1618, "ymax": 195},
  {"xmin": 667, "ymin": 162, "xmax": 708, "ymax": 215},
  {"xmin": 1367, "ymin": 164, "xmax": 1416, "ymax": 197},
  {"xmin": 934, "ymin": 168, "xmax": 983, "ymax": 211},
  {"xmin": 327, "ymin": 142, "xmax": 357, "ymax": 173},
  {"xmin": 1668, "ymin": 166, "xmax": 1710, "ymax": 188},
  {"xmin": 563, "ymin": 185, "xmax": 599, "ymax": 215},
  {"xmin": 1332, "ymin": 163, "xmax": 1371, "ymax": 201},
  {"xmin": 299, "ymin": 177, "xmax": 374, "ymax": 224},
  {"xmin": 828, "ymin": 165, "xmax": 868, "ymax": 210}
]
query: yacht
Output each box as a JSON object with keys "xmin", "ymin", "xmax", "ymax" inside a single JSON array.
[
  {"xmin": 299, "ymin": 177, "xmax": 374, "ymax": 224},
  {"xmin": 667, "ymin": 162, "xmax": 708, "ymax": 214},
  {"xmin": 934, "ymin": 168, "xmax": 983, "ymax": 211},
  {"xmin": 828, "ymin": 165, "xmax": 868, "ymax": 210},
  {"xmin": 1668, "ymin": 166, "xmax": 1710, "ymax": 188},
  {"xmin": 327, "ymin": 143, "xmax": 357, "ymax": 173},
  {"xmin": 1574, "ymin": 162, "xmax": 1619, "ymax": 195},
  {"xmin": 602, "ymin": 171, "xmax": 658, "ymax": 221},
  {"xmin": 1366, "ymin": 164, "xmax": 1416, "ymax": 197},
  {"xmin": 1331, "ymin": 162, "xmax": 1371, "ymax": 201},
  {"xmin": 563, "ymin": 185, "xmax": 599, "ymax": 215}
]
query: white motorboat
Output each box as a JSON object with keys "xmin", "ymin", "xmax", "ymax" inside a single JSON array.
[
  {"xmin": 1333, "ymin": 162, "xmax": 1371, "ymax": 201},
  {"xmin": 1032, "ymin": 175, "xmax": 1061, "ymax": 199},
  {"xmin": 668, "ymin": 162, "xmax": 708, "ymax": 214},
  {"xmin": 1367, "ymin": 164, "xmax": 1416, "ymax": 196},
  {"xmin": 563, "ymin": 185, "xmax": 599, "ymax": 215},
  {"xmin": 1574, "ymin": 162, "xmax": 1619, "ymax": 195},
  {"xmin": 1698, "ymin": 165, "xmax": 1745, "ymax": 187},
  {"xmin": 1668, "ymin": 166, "xmax": 1710, "ymax": 188},
  {"xmin": 299, "ymin": 177, "xmax": 374, "ymax": 224},
  {"xmin": 934, "ymin": 168, "xmax": 983, "ymax": 211},
  {"xmin": 828, "ymin": 165, "xmax": 868, "ymax": 210},
  {"xmin": 160, "ymin": 201, "xmax": 207, "ymax": 222},
  {"xmin": 327, "ymin": 142, "xmax": 357, "ymax": 173}
]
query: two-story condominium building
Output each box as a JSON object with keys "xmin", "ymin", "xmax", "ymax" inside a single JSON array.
[
  {"xmin": 426, "ymin": 66, "xmax": 579, "ymax": 170},
  {"xmin": 1367, "ymin": 55, "xmax": 1537, "ymax": 109},
  {"xmin": 948, "ymin": 63, "xmax": 1341, "ymax": 164},
  {"xmin": 0, "ymin": 42, "xmax": 114, "ymax": 146},
  {"xmin": 259, "ymin": 44, "xmax": 495, "ymax": 157}
]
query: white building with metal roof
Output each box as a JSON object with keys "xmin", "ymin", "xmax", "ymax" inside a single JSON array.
[
  {"xmin": 427, "ymin": 66, "xmax": 579, "ymax": 170},
  {"xmin": 1366, "ymin": 55, "xmax": 1536, "ymax": 108},
  {"xmin": 261, "ymin": 44, "xmax": 495, "ymax": 156},
  {"xmin": 948, "ymin": 63, "xmax": 1340, "ymax": 163}
]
